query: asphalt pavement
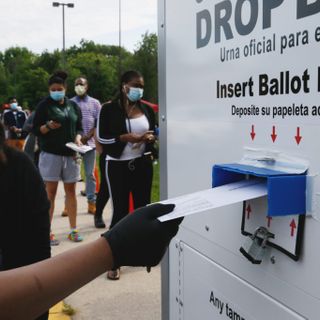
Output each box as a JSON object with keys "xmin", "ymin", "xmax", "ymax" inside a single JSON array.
[{"xmin": 51, "ymin": 181, "xmax": 161, "ymax": 320}]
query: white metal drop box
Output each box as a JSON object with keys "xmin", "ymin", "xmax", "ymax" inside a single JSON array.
[{"xmin": 158, "ymin": 0, "xmax": 320, "ymax": 319}]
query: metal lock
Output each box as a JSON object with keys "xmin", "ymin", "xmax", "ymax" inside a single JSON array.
[{"xmin": 240, "ymin": 226, "xmax": 274, "ymax": 264}]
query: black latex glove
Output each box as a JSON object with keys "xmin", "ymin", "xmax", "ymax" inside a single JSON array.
[{"xmin": 103, "ymin": 203, "xmax": 182, "ymax": 269}]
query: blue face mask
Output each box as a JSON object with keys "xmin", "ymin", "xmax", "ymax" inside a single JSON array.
[
  {"xmin": 10, "ymin": 102, "xmax": 18, "ymax": 110},
  {"xmin": 127, "ymin": 87, "xmax": 143, "ymax": 102},
  {"xmin": 50, "ymin": 90, "xmax": 65, "ymax": 101}
]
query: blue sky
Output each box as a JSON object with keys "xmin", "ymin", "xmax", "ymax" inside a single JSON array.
[{"xmin": 0, "ymin": 0, "xmax": 157, "ymax": 53}]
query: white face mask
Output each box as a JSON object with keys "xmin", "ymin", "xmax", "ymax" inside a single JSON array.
[
  {"xmin": 75, "ymin": 85, "xmax": 87, "ymax": 96},
  {"xmin": 10, "ymin": 102, "xmax": 18, "ymax": 110}
]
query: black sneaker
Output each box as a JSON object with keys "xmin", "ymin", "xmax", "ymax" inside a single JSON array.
[{"xmin": 94, "ymin": 215, "xmax": 106, "ymax": 228}]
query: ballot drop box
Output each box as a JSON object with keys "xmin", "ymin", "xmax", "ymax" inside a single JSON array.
[{"xmin": 158, "ymin": 1, "xmax": 320, "ymax": 319}]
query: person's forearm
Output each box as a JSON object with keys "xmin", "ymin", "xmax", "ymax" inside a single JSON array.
[
  {"xmin": 0, "ymin": 238, "xmax": 113, "ymax": 320},
  {"xmin": 119, "ymin": 133, "xmax": 141, "ymax": 143},
  {"xmin": 119, "ymin": 133, "xmax": 129, "ymax": 142}
]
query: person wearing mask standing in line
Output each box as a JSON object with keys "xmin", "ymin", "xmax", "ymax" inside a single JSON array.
[
  {"xmin": 70, "ymin": 77, "xmax": 101, "ymax": 215},
  {"xmin": 3, "ymin": 97, "xmax": 27, "ymax": 150},
  {"xmin": 33, "ymin": 71, "xmax": 84, "ymax": 246},
  {"xmin": 97, "ymin": 70, "xmax": 157, "ymax": 280}
]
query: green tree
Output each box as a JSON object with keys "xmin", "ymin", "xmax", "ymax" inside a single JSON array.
[
  {"xmin": 2, "ymin": 47, "xmax": 37, "ymax": 104},
  {"xmin": 67, "ymin": 52, "xmax": 118, "ymax": 103},
  {"xmin": 0, "ymin": 34, "xmax": 158, "ymax": 108},
  {"xmin": 36, "ymin": 50, "xmax": 62, "ymax": 75},
  {"xmin": 133, "ymin": 33, "xmax": 158, "ymax": 102},
  {"xmin": 0, "ymin": 62, "xmax": 8, "ymax": 104},
  {"xmin": 19, "ymin": 68, "xmax": 49, "ymax": 109},
  {"xmin": 67, "ymin": 39, "xmax": 135, "ymax": 84},
  {"xmin": 68, "ymin": 39, "xmax": 131, "ymax": 59}
]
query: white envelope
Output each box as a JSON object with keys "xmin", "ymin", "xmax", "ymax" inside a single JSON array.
[
  {"xmin": 158, "ymin": 179, "xmax": 267, "ymax": 222},
  {"xmin": 66, "ymin": 142, "xmax": 93, "ymax": 154}
]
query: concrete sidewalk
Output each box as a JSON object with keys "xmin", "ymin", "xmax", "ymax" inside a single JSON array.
[{"xmin": 51, "ymin": 182, "xmax": 161, "ymax": 320}]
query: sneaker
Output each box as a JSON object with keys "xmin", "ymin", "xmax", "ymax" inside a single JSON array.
[
  {"xmin": 50, "ymin": 233, "xmax": 60, "ymax": 246},
  {"xmin": 68, "ymin": 229, "xmax": 83, "ymax": 242},
  {"xmin": 61, "ymin": 209, "xmax": 68, "ymax": 217},
  {"xmin": 88, "ymin": 201, "xmax": 96, "ymax": 215},
  {"xmin": 94, "ymin": 215, "xmax": 106, "ymax": 228}
]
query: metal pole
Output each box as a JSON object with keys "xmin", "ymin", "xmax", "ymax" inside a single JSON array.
[
  {"xmin": 118, "ymin": 0, "xmax": 121, "ymax": 79},
  {"xmin": 62, "ymin": 4, "xmax": 66, "ymax": 69}
]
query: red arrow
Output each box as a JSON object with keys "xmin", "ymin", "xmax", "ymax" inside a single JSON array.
[
  {"xmin": 246, "ymin": 204, "xmax": 252, "ymax": 219},
  {"xmin": 250, "ymin": 125, "xmax": 256, "ymax": 141},
  {"xmin": 295, "ymin": 127, "xmax": 302, "ymax": 145},
  {"xmin": 271, "ymin": 126, "xmax": 277, "ymax": 143},
  {"xmin": 267, "ymin": 216, "xmax": 272, "ymax": 228},
  {"xmin": 290, "ymin": 219, "xmax": 297, "ymax": 237}
]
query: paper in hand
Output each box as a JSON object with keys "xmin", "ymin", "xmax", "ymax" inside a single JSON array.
[
  {"xmin": 158, "ymin": 179, "xmax": 267, "ymax": 222},
  {"xmin": 66, "ymin": 142, "xmax": 93, "ymax": 154}
]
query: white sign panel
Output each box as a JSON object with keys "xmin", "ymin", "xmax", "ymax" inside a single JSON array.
[
  {"xmin": 163, "ymin": 1, "xmax": 320, "ymax": 319},
  {"xmin": 199, "ymin": 1, "xmax": 320, "ymax": 127}
]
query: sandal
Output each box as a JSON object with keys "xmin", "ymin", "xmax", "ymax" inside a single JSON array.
[{"xmin": 107, "ymin": 268, "xmax": 120, "ymax": 280}]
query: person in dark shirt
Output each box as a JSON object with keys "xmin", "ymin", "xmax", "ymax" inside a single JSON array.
[
  {"xmin": 0, "ymin": 121, "xmax": 51, "ymax": 320},
  {"xmin": 97, "ymin": 70, "xmax": 157, "ymax": 280},
  {"xmin": 0, "ymin": 202, "xmax": 181, "ymax": 320},
  {"xmin": 0, "ymin": 121, "xmax": 183, "ymax": 320},
  {"xmin": 3, "ymin": 97, "xmax": 27, "ymax": 150},
  {"xmin": 33, "ymin": 71, "xmax": 84, "ymax": 245}
]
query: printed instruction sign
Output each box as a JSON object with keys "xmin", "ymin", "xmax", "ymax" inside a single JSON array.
[{"xmin": 193, "ymin": 0, "xmax": 320, "ymax": 150}]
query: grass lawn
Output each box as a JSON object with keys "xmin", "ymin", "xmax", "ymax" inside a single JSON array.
[{"xmin": 151, "ymin": 161, "xmax": 160, "ymax": 203}]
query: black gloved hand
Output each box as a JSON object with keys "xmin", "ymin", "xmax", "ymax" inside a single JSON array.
[{"xmin": 103, "ymin": 203, "xmax": 182, "ymax": 269}]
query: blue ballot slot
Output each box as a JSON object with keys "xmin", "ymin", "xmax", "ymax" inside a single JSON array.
[{"xmin": 212, "ymin": 163, "xmax": 307, "ymax": 217}]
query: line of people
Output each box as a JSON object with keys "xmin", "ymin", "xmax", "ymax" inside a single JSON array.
[
  {"xmin": 0, "ymin": 116, "xmax": 181, "ymax": 319},
  {"xmin": 1, "ymin": 69, "xmax": 158, "ymax": 276}
]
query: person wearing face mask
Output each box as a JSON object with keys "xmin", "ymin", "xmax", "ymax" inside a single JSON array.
[
  {"xmin": 3, "ymin": 97, "xmax": 28, "ymax": 150},
  {"xmin": 97, "ymin": 70, "xmax": 157, "ymax": 280},
  {"xmin": 33, "ymin": 71, "xmax": 84, "ymax": 246},
  {"xmin": 70, "ymin": 77, "xmax": 102, "ymax": 217}
]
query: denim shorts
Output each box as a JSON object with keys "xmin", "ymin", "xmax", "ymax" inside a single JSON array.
[{"xmin": 39, "ymin": 151, "xmax": 80, "ymax": 183}]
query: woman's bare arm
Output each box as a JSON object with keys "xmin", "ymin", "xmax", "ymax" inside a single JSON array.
[{"xmin": 0, "ymin": 238, "xmax": 113, "ymax": 320}]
